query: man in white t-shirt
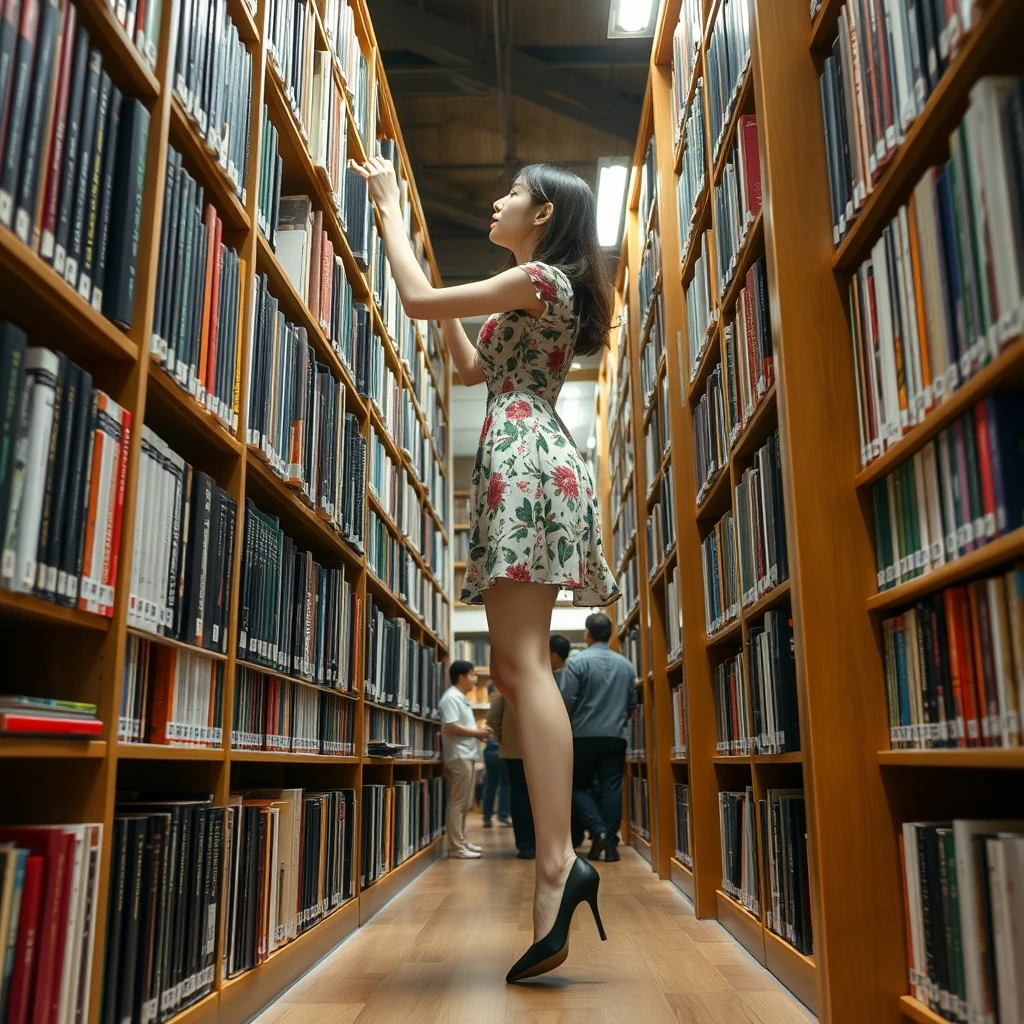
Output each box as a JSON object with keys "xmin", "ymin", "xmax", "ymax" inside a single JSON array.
[{"xmin": 439, "ymin": 660, "xmax": 492, "ymax": 858}]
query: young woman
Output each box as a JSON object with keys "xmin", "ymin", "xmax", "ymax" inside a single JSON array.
[{"xmin": 349, "ymin": 158, "xmax": 620, "ymax": 982}]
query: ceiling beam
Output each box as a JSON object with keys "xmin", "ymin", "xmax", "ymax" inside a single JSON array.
[
  {"xmin": 372, "ymin": 0, "xmax": 641, "ymax": 142},
  {"xmin": 383, "ymin": 42, "xmax": 652, "ymax": 71},
  {"xmin": 418, "ymin": 186, "xmax": 494, "ymax": 232}
]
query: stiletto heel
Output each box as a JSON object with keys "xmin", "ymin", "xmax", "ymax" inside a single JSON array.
[{"xmin": 505, "ymin": 857, "xmax": 607, "ymax": 983}]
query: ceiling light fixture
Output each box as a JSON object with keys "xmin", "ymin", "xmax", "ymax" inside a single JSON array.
[
  {"xmin": 571, "ymin": 361, "xmax": 582, "ymax": 370},
  {"xmin": 596, "ymin": 157, "xmax": 629, "ymax": 248},
  {"xmin": 608, "ymin": 0, "xmax": 655, "ymax": 37}
]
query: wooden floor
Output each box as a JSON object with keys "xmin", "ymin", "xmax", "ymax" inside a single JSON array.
[{"xmin": 253, "ymin": 819, "xmax": 818, "ymax": 1024}]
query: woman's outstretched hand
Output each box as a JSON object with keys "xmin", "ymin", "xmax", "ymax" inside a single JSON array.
[{"xmin": 348, "ymin": 157, "xmax": 401, "ymax": 217}]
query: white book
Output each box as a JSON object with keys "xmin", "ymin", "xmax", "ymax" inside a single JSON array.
[
  {"xmin": 871, "ymin": 240, "xmax": 901, "ymax": 445},
  {"xmin": 987, "ymin": 836, "xmax": 1021, "ymax": 1024},
  {"xmin": 921, "ymin": 442, "xmax": 946, "ymax": 570},
  {"xmin": 897, "ymin": 207, "xmax": 926, "ymax": 416}
]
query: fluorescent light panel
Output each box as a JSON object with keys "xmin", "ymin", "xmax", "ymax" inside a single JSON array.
[
  {"xmin": 608, "ymin": 0, "xmax": 655, "ymax": 36},
  {"xmin": 596, "ymin": 160, "xmax": 628, "ymax": 248}
]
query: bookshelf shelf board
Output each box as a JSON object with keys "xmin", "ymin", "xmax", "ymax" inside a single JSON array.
[
  {"xmin": 742, "ymin": 578, "xmax": 792, "ymax": 623},
  {"xmin": 719, "ymin": 209, "xmax": 764, "ymax": 317},
  {"xmin": 712, "ymin": 67, "xmax": 755, "ymax": 186},
  {"xmin": 705, "ymin": 618, "xmax": 742, "ymax": 647},
  {"xmin": 631, "ymin": 835, "xmax": 652, "ymax": 864},
  {"xmin": 454, "ymin": 561, "xmax": 466, "ymax": 570},
  {"xmin": 730, "ymin": 383, "xmax": 778, "ymax": 464},
  {"xmin": 702, "ymin": 0, "xmax": 724, "ymax": 52},
  {"xmin": 0, "ymin": 224, "xmax": 139, "ymax": 364},
  {"xmin": 219, "ymin": 898, "xmax": 360, "ymax": 1024},
  {"xmin": 681, "ymin": 186, "xmax": 711, "ymax": 285},
  {"xmin": 125, "ymin": 626, "xmax": 230, "ymax": 662},
  {"xmin": 366, "ymin": 757, "xmax": 441, "ymax": 765},
  {"xmin": 0, "ymin": 588, "xmax": 112, "ymax": 630},
  {"xmin": 229, "ymin": 750, "xmax": 359, "ymax": 763},
  {"xmin": 650, "ymin": 544, "xmax": 678, "ymax": 588},
  {"xmin": 686, "ymin": 323, "xmax": 721, "ymax": 406},
  {"xmin": 830, "ymin": 0, "xmax": 1020, "ymax": 272},
  {"xmin": 696, "ymin": 464, "xmax": 731, "ymax": 521},
  {"xmin": 853, "ymin": 334, "xmax": 1024, "ymax": 489},
  {"xmin": 764, "ymin": 929, "xmax": 818, "ymax": 1014},
  {"xmin": 358, "ymin": 836, "xmax": 444, "ymax": 923},
  {"xmin": 0, "ymin": 739, "xmax": 107, "ymax": 759},
  {"xmin": 364, "ymin": 701, "xmax": 440, "ymax": 726},
  {"xmin": 454, "ymin": 524, "xmax": 470, "ymax": 531},
  {"xmin": 225, "ymin": 0, "xmax": 260, "ymax": 42},
  {"xmin": 669, "ymin": 757, "xmax": 689, "ymax": 765},
  {"xmin": 116, "ymin": 743, "xmax": 226, "ymax": 760},
  {"xmin": 899, "ymin": 996, "xmax": 947, "ymax": 1024},
  {"xmin": 712, "ymin": 754, "xmax": 752, "ymax": 765},
  {"xmin": 670, "ymin": 858, "xmax": 695, "ymax": 901},
  {"xmin": 877, "ymin": 748, "xmax": 1024, "ymax": 769},
  {"xmin": 75, "ymin": 0, "xmax": 161, "ymax": 100},
  {"xmin": 865, "ymin": 526, "xmax": 1024, "ymax": 614},
  {"xmin": 157, "ymin": 990, "xmax": 217, "ymax": 1024},
  {"xmin": 715, "ymin": 889, "xmax": 766, "ymax": 966},
  {"xmin": 808, "ymin": 0, "xmax": 843, "ymax": 50},
  {"xmin": 234, "ymin": 658, "xmax": 361, "ymax": 700},
  {"xmin": 145, "ymin": 363, "xmax": 242, "ymax": 459},
  {"xmin": 168, "ymin": 99, "xmax": 249, "ymax": 232},
  {"xmin": 618, "ymin": 601, "xmax": 641, "ymax": 638},
  {"xmin": 616, "ymin": 533, "xmax": 638, "ymax": 576},
  {"xmin": 753, "ymin": 751, "xmax": 803, "ymax": 764},
  {"xmin": 666, "ymin": 655, "xmax": 685, "ymax": 673}
]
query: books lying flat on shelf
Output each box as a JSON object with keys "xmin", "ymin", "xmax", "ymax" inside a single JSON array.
[
  {"xmin": 705, "ymin": 0, "xmax": 751, "ymax": 162},
  {"xmin": 151, "ymin": 148, "xmax": 245, "ymax": 431},
  {"xmin": 701, "ymin": 510, "xmax": 739, "ymax": 635},
  {"xmin": 900, "ymin": 819, "xmax": 1024, "ymax": 1023},
  {"xmin": 628, "ymin": 702, "xmax": 646, "ymax": 761},
  {"xmin": 818, "ymin": 2, "xmax": 993, "ymax": 247},
  {"xmin": 748, "ymin": 610, "xmax": 800, "ymax": 754},
  {"xmin": 714, "ymin": 653, "xmax": 753, "ymax": 755},
  {"xmin": 694, "ymin": 363, "xmax": 728, "ymax": 503},
  {"xmin": 0, "ymin": 333, "xmax": 130, "ymax": 617},
  {"xmin": 630, "ymin": 776, "xmax": 651, "ymax": 842},
  {"xmin": 0, "ymin": 823, "xmax": 103, "ymax": 1024},
  {"xmin": 129, "ymin": 428, "xmax": 236, "ymax": 651},
  {"xmin": 735, "ymin": 430, "xmax": 788, "ymax": 607},
  {"xmin": 719, "ymin": 786, "xmax": 759, "ymax": 915},
  {"xmin": 882, "ymin": 566, "xmax": 1024, "ymax": 750},
  {"xmin": 713, "ymin": 115, "xmax": 761, "ymax": 299},
  {"xmin": 722, "ymin": 257, "xmax": 773, "ymax": 443},
  {"xmin": 0, "ymin": 694, "xmax": 101, "ymax": 737},
  {"xmin": 674, "ymin": 784, "xmax": 692, "ymax": 867},
  {"xmin": 760, "ymin": 789, "xmax": 813, "ymax": 956},
  {"xmin": 105, "ymin": 797, "xmax": 222, "ymax": 1022},
  {"xmin": 365, "ymin": 709, "xmax": 439, "ymax": 760},
  {"xmin": 846, "ymin": 78, "xmax": 1024, "ymax": 467},
  {"xmin": 120, "ymin": 635, "xmax": 224, "ymax": 745},
  {"xmin": 869, "ymin": 395, "xmax": 1023, "ymax": 593},
  {"xmin": 225, "ymin": 788, "xmax": 356, "ymax": 978},
  {"xmin": 0, "ymin": 12, "xmax": 150, "ymax": 328}
]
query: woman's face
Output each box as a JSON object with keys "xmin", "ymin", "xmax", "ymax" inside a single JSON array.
[{"xmin": 489, "ymin": 180, "xmax": 551, "ymax": 252}]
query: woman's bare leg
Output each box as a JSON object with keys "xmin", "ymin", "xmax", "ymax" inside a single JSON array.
[{"xmin": 482, "ymin": 578, "xmax": 576, "ymax": 941}]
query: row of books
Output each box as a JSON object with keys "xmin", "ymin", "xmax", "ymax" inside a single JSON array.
[
  {"xmin": 686, "ymin": 230, "xmax": 717, "ymax": 382},
  {"xmin": 120, "ymin": 636, "xmax": 224, "ymax": 746},
  {"xmin": 665, "ymin": 564, "xmax": 684, "ymax": 662},
  {"xmin": 818, "ymin": 1, "xmax": 991, "ymax": 247},
  {"xmin": 361, "ymin": 784, "xmax": 390, "ymax": 886},
  {"xmin": 713, "ymin": 115, "xmax": 761, "ymax": 301},
  {"xmin": 0, "ymin": 823, "xmax": 103, "ymax": 1024},
  {"xmin": 130, "ymin": 428, "xmax": 236, "ymax": 651},
  {"xmin": 612, "ymin": 480, "xmax": 637, "ymax": 570},
  {"xmin": 901, "ymin": 818, "xmax": 1023, "ymax": 1024},
  {"xmin": 869, "ymin": 395, "xmax": 1022, "ymax": 594},
  {"xmin": 150, "ymin": 148, "xmax": 244, "ymax": 433},
  {"xmin": 225, "ymin": 788, "xmax": 355, "ymax": 977},
  {"xmin": 256, "ymin": 105, "xmax": 283, "ymax": 246},
  {"xmin": 643, "ymin": 374, "xmax": 671, "ymax": 490},
  {"xmin": 364, "ymin": 709, "xmax": 440, "ymax": 761},
  {"xmin": 674, "ymin": 783, "xmax": 692, "ymax": 867},
  {"xmin": 719, "ymin": 787, "xmax": 759, "ymax": 915},
  {"xmin": 637, "ymin": 227, "xmax": 662, "ymax": 328},
  {"xmin": 364, "ymin": 595, "xmax": 445, "ymax": 718},
  {"xmin": 694, "ymin": 363, "xmax": 728, "ymax": 504},
  {"xmin": 619, "ymin": 551, "xmax": 640, "ymax": 617},
  {"xmin": 238, "ymin": 499, "xmax": 358, "ymax": 688},
  {"xmin": 701, "ymin": 511, "xmax": 739, "ymax": 635},
  {"xmin": 623, "ymin": 624, "xmax": 642, "ymax": 680},
  {"xmin": 391, "ymin": 778, "xmax": 445, "ymax": 867},
  {"xmin": 172, "ymin": 0, "xmax": 252, "ymax": 203},
  {"xmin": 846, "ymin": 80, "xmax": 1024, "ymax": 469},
  {"xmin": 671, "ymin": 682, "xmax": 688, "ymax": 759},
  {"xmin": 628, "ymin": 702, "xmax": 646, "ymax": 761},
  {"xmin": 0, "ymin": 334, "xmax": 129, "ymax": 616},
  {"xmin": 647, "ymin": 466, "xmax": 676, "ymax": 574},
  {"xmin": 669, "ymin": 0, "xmax": 702, "ymax": 142},
  {"xmin": 0, "ymin": 694, "xmax": 101, "ymax": 737},
  {"xmin": 761, "ymin": 789, "xmax": 813, "ymax": 956},
  {"xmin": 630, "ymin": 776, "xmax": 651, "ymax": 842},
  {"xmin": 676, "ymin": 78, "xmax": 706, "ymax": 264},
  {"xmin": 308, "ymin": 50, "xmax": 348, "ymax": 207},
  {"xmin": 639, "ymin": 294, "xmax": 666, "ymax": 411},
  {"xmin": 882, "ymin": 567, "xmax": 1024, "ymax": 750},
  {"xmin": 735, "ymin": 431, "xmax": 789, "ymax": 608},
  {"xmin": 231, "ymin": 668, "xmax": 355, "ymax": 755},
  {"xmin": 0, "ymin": 9, "xmax": 149, "ymax": 328},
  {"xmin": 639, "ymin": 136, "xmax": 658, "ymax": 237},
  {"xmin": 748, "ymin": 611, "xmax": 800, "ymax": 755},
  {"xmin": 705, "ymin": 0, "xmax": 751, "ymax": 162},
  {"xmin": 722, "ymin": 258, "xmax": 774, "ymax": 444},
  {"xmin": 450, "ymin": 638, "xmax": 488, "ymax": 667},
  {"xmin": 713, "ymin": 654, "xmax": 753, "ymax": 755}
]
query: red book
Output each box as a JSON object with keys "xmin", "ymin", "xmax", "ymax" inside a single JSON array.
[
  {"xmin": 4, "ymin": 855, "xmax": 43, "ymax": 1024},
  {"xmin": 307, "ymin": 211, "xmax": 323, "ymax": 319},
  {"xmin": 944, "ymin": 587, "xmax": 981, "ymax": 747},
  {"xmin": 0, "ymin": 714, "xmax": 101, "ymax": 735},
  {"xmin": 738, "ymin": 114, "xmax": 761, "ymax": 215},
  {"xmin": 972, "ymin": 403, "xmax": 997, "ymax": 539}
]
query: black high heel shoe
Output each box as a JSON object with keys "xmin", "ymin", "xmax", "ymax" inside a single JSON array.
[{"xmin": 505, "ymin": 857, "xmax": 607, "ymax": 983}]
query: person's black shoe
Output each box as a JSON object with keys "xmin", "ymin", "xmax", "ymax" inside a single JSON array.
[
  {"xmin": 516, "ymin": 848, "xmax": 536, "ymax": 859},
  {"xmin": 483, "ymin": 819, "xmax": 493, "ymax": 829},
  {"xmin": 586, "ymin": 833, "xmax": 606, "ymax": 861},
  {"xmin": 603, "ymin": 844, "xmax": 620, "ymax": 862}
]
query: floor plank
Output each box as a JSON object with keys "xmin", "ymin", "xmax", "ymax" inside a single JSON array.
[{"xmin": 253, "ymin": 819, "xmax": 817, "ymax": 1024}]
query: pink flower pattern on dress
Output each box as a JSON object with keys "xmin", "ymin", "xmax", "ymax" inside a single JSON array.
[
  {"xmin": 554, "ymin": 466, "xmax": 579, "ymax": 499},
  {"xmin": 478, "ymin": 319, "xmax": 496, "ymax": 346},
  {"xmin": 487, "ymin": 473, "xmax": 507, "ymax": 512},
  {"xmin": 546, "ymin": 348, "xmax": 566, "ymax": 374},
  {"xmin": 506, "ymin": 400, "xmax": 531, "ymax": 421},
  {"xmin": 506, "ymin": 563, "xmax": 532, "ymax": 582}
]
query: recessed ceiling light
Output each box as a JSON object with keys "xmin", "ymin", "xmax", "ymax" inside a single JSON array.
[
  {"xmin": 608, "ymin": 0, "xmax": 655, "ymax": 37},
  {"xmin": 596, "ymin": 158, "xmax": 629, "ymax": 248},
  {"xmin": 571, "ymin": 361, "xmax": 582, "ymax": 369}
]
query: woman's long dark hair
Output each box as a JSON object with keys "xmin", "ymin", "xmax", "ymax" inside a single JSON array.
[{"xmin": 501, "ymin": 163, "xmax": 613, "ymax": 356}]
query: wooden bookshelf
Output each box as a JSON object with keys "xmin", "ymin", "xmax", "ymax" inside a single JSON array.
[
  {"xmin": 605, "ymin": 1, "xmax": 1024, "ymax": 1022},
  {"xmin": 0, "ymin": 2, "xmax": 451, "ymax": 1023}
]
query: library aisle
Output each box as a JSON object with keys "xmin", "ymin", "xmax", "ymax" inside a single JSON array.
[{"xmin": 252, "ymin": 821, "xmax": 815, "ymax": 1024}]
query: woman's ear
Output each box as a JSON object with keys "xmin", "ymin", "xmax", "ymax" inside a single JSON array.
[{"xmin": 534, "ymin": 202, "xmax": 554, "ymax": 226}]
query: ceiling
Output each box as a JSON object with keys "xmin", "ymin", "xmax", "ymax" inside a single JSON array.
[{"xmin": 376, "ymin": 0, "xmax": 650, "ymax": 284}]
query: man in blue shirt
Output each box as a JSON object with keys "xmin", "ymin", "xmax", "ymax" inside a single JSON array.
[{"xmin": 558, "ymin": 612, "xmax": 638, "ymax": 862}]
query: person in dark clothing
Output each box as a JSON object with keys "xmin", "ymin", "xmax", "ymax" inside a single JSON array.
[
  {"xmin": 486, "ymin": 690, "xmax": 535, "ymax": 857},
  {"xmin": 549, "ymin": 634, "xmax": 586, "ymax": 849},
  {"xmin": 558, "ymin": 612, "xmax": 638, "ymax": 862}
]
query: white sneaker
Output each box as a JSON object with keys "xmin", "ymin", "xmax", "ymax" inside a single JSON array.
[
  {"xmin": 450, "ymin": 848, "xmax": 481, "ymax": 859},
  {"xmin": 465, "ymin": 842, "xmax": 481, "ymax": 852}
]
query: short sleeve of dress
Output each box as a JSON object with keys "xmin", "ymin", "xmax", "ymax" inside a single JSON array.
[{"xmin": 520, "ymin": 262, "xmax": 574, "ymax": 322}]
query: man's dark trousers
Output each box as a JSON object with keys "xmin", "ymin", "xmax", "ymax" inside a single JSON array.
[
  {"xmin": 571, "ymin": 736, "xmax": 627, "ymax": 846},
  {"xmin": 502, "ymin": 757, "xmax": 535, "ymax": 852}
]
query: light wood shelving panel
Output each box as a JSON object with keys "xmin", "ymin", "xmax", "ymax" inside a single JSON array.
[{"xmin": 0, "ymin": 1, "xmax": 452, "ymax": 1023}]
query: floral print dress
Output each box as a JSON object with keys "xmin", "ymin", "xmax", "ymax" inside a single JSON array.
[{"xmin": 460, "ymin": 261, "xmax": 620, "ymax": 608}]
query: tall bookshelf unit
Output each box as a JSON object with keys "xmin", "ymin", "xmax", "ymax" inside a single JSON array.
[
  {"xmin": 606, "ymin": 0, "xmax": 1024, "ymax": 1021},
  {"xmin": 0, "ymin": 1, "xmax": 452, "ymax": 1023}
]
